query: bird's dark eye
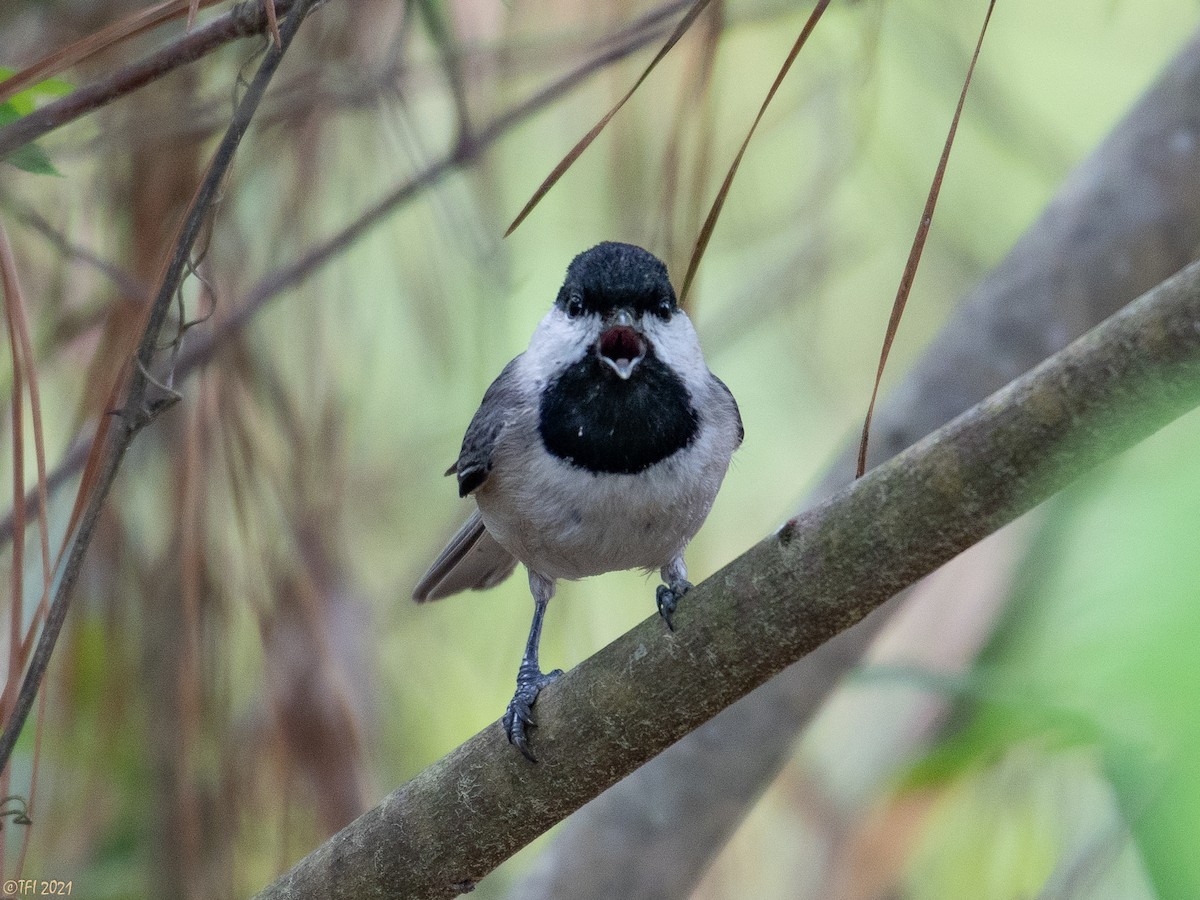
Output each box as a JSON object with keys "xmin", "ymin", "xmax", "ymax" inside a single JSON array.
[
  {"xmin": 565, "ymin": 294, "xmax": 584, "ymax": 319},
  {"xmin": 654, "ymin": 297, "xmax": 674, "ymax": 320}
]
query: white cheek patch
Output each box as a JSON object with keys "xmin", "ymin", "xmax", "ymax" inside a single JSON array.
[
  {"xmin": 641, "ymin": 312, "xmax": 709, "ymax": 385},
  {"xmin": 524, "ymin": 309, "xmax": 599, "ymax": 384},
  {"xmin": 523, "ymin": 308, "xmax": 712, "ymax": 400}
]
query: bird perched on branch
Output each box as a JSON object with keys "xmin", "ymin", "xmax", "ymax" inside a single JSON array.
[{"xmin": 414, "ymin": 242, "xmax": 743, "ymax": 760}]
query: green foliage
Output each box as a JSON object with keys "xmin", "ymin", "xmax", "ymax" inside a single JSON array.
[
  {"xmin": 899, "ymin": 406, "xmax": 1200, "ymax": 898},
  {"xmin": 0, "ymin": 66, "xmax": 71, "ymax": 175}
]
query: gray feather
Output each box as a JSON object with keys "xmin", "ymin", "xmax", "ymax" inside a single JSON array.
[
  {"xmin": 711, "ymin": 373, "xmax": 744, "ymax": 446},
  {"xmin": 412, "ymin": 509, "xmax": 519, "ymax": 601},
  {"xmin": 454, "ymin": 357, "xmax": 526, "ymax": 497}
]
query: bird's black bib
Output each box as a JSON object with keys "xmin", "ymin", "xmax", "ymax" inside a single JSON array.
[{"xmin": 538, "ymin": 350, "xmax": 699, "ymax": 474}]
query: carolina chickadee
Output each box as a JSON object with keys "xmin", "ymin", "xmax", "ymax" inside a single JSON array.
[{"xmin": 413, "ymin": 242, "xmax": 743, "ymax": 760}]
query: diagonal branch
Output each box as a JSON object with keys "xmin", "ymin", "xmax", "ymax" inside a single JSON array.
[
  {"xmin": 0, "ymin": 0, "xmax": 229, "ymax": 106},
  {"xmin": 254, "ymin": 259, "xmax": 1200, "ymax": 899},
  {"xmin": 0, "ymin": 0, "xmax": 323, "ymax": 777},
  {"xmin": 0, "ymin": 0, "xmax": 297, "ymax": 160}
]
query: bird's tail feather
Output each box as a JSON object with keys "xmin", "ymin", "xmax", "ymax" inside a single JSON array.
[{"xmin": 412, "ymin": 509, "xmax": 518, "ymax": 601}]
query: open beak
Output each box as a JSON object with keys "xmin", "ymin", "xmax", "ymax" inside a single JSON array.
[{"xmin": 597, "ymin": 309, "xmax": 646, "ymax": 380}]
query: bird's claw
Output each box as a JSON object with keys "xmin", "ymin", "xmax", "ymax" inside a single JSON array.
[
  {"xmin": 503, "ymin": 666, "xmax": 563, "ymax": 761},
  {"xmin": 656, "ymin": 580, "xmax": 692, "ymax": 631}
]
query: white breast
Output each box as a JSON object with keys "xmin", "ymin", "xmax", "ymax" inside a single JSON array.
[{"xmin": 475, "ymin": 375, "xmax": 739, "ymax": 582}]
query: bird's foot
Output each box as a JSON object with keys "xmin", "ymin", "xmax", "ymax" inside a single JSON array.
[
  {"xmin": 656, "ymin": 579, "xmax": 692, "ymax": 632},
  {"xmin": 503, "ymin": 663, "xmax": 563, "ymax": 761}
]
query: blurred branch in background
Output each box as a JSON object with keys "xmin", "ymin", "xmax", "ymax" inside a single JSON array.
[
  {"xmin": 0, "ymin": 0, "xmax": 701, "ymax": 551},
  {"xmin": 0, "ymin": 0, "xmax": 717, "ymax": 163},
  {"xmin": 0, "ymin": 0, "xmax": 323, "ymax": 787},
  {"xmin": 805, "ymin": 518, "xmax": 1038, "ymax": 898},
  {"xmin": 257, "ymin": 256, "xmax": 1200, "ymax": 899},
  {"xmin": 0, "ymin": 0, "xmax": 297, "ymax": 159},
  {"xmin": 0, "ymin": 220, "xmax": 53, "ymax": 880},
  {"xmin": 0, "ymin": 0, "xmax": 230, "ymax": 105},
  {"xmin": 511, "ymin": 23, "xmax": 1200, "ymax": 900}
]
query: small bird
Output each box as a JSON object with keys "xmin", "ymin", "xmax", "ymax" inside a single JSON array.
[{"xmin": 413, "ymin": 242, "xmax": 742, "ymax": 760}]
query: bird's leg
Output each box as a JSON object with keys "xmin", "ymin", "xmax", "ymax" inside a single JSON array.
[
  {"xmin": 503, "ymin": 571, "xmax": 563, "ymax": 761},
  {"xmin": 655, "ymin": 555, "xmax": 692, "ymax": 632}
]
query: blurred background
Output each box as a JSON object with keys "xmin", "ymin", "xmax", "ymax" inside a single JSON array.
[{"xmin": 1, "ymin": 0, "xmax": 1200, "ymax": 897}]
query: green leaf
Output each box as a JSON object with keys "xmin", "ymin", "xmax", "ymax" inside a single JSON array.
[
  {"xmin": 0, "ymin": 97, "xmax": 62, "ymax": 176},
  {"xmin": 5, "ymin": 141, "xmax": 61, "ymax": 176},
  {"xmin": 29, "ymin": 75, "xmax": 73, "ymax": 97},
  {"xmin": 0, "ymin": 66, "xmax": 75, "ymax": 116}
]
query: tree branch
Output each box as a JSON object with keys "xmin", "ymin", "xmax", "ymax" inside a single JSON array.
[
  {"xmin": 0, "ymin": 0, "xmax": 323, "ymax": 776},
  {"xmin": 255, "ymin": 257, "xmax": 1200, "ymax": 899},
  {"xmin": 0, "ymin": 0, "xmax": 699, "ymax": 162},
  {"xmin": 0, "ymin": 0, "xmax": 297, "ymax": 160}
]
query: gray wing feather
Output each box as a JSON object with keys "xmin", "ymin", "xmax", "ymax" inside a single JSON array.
[
  {"xmin": 454, "ymin": 356, "xmax": 525, "ymax": 497},
  {"xmin": 412, "ymin": 509, "xmax": 519, "ymax": 601},
  {"xmin": 414, "ymin": 356, "xmax": 528, "ymax": 600},
  {"xmin": 711, "ymin": 373, "xmax": 744, "ymax": 446}
]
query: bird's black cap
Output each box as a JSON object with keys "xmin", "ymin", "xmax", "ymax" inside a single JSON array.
[{"xmin": 555, "ymin": 242, "xmax": 678, "ymax": 319}]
